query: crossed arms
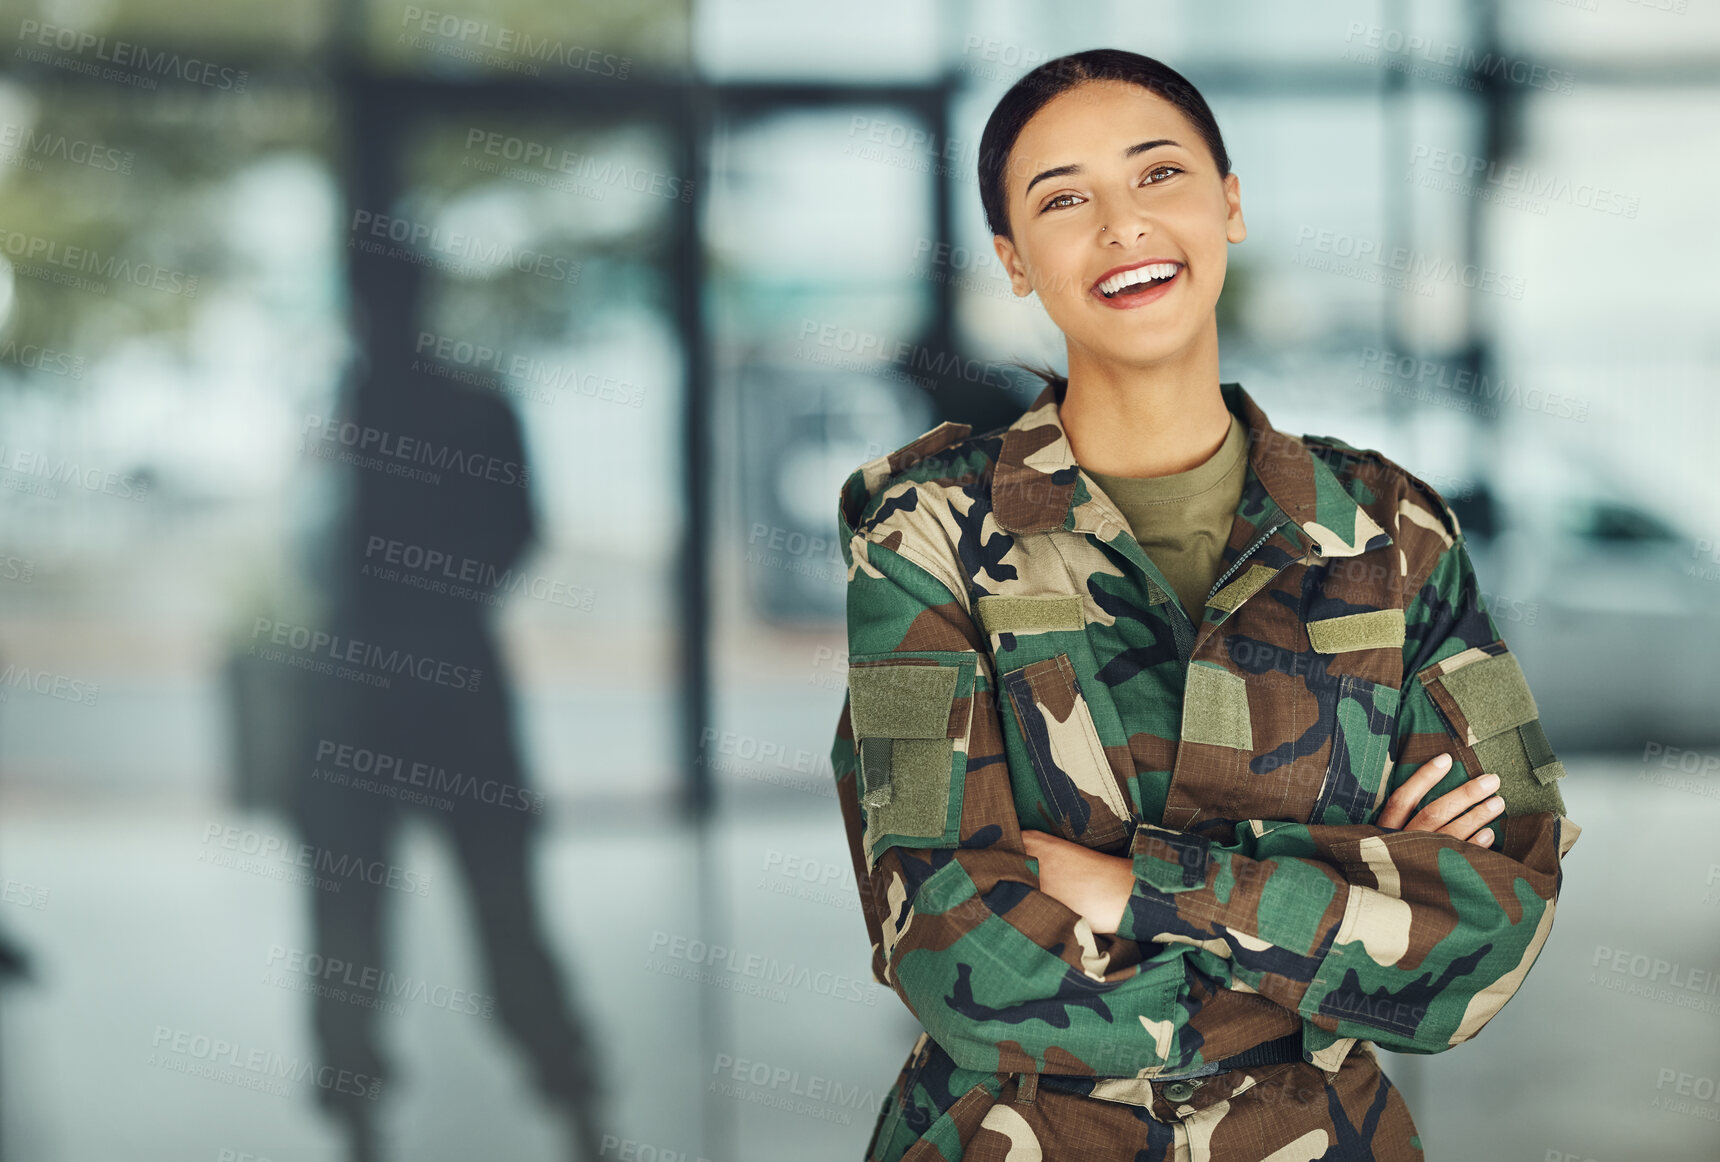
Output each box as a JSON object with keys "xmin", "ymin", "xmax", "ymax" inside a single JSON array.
[{"xmin": 832, "ymin": 527, "xmax": 1578, "ymax": 1076}]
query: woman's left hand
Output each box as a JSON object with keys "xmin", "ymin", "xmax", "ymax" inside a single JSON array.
[{"xmin": 1022, "ymin": 829, "xmax": 1136, "ymax": 936}]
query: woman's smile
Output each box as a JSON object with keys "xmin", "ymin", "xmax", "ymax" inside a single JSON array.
[{"xmin": 1090, "ymin": 259, "xmax": 1185, "ymax": 310}]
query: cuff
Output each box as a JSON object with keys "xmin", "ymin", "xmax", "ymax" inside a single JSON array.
[{"xmin": 1115, "ymin": 821, "xmax": 1222, "ymax": 944}]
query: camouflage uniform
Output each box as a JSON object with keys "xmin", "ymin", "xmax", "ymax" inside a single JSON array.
[{"xmin": 828, "ymin": 379, "xmax": 1580, "ymax": 1161}]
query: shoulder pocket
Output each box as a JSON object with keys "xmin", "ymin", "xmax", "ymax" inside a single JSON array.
[
  {"xmin": 846, "ymin": 649, "xmax": 977, "ymax": 870},
  {"xmin": 1416, "ymin": 640, "xmax": 1566, "ymax": 817}
]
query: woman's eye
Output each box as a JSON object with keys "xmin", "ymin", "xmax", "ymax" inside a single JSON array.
[{"xmin": 1041, "ymin": 166, "xmax": 1181, "ymax": 213}]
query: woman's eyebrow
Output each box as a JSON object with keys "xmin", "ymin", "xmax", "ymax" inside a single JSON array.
[{"xmin": 1022, "ymin": 138, "xmax": 1183, "ymax": 198}]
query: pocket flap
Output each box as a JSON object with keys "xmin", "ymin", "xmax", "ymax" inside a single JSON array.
[
  {"xmin": 1416, "ymin": 640, "xmax": 1567, "ymax": 816},
  {"xmin": 847, "ymin": 661, "xmax": 961, "ymax": 739},
  {"xmin": 1429, "ymin": 648, "xmax": 1538, "ymax": 741}
]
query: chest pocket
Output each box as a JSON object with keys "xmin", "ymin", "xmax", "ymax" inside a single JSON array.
[
  {"xmin": 1305, "ymin": 609, "xmax": 1406, "ymax": 826},
  {"xmin": 1000, "ymin": 654, "xmax": 1133, "ymax": 847},
  {"xmin": 977, "ymin": 593, "xmax": 1135, "ymax": 848}
]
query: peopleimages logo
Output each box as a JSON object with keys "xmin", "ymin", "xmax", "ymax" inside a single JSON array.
[
  {"xmin": 265, "ymin": 945, "xmax": 495, "ymax": 1019},
  {"xmin": 0, "ymin": 661, "xmax": 98, "ymax": 706},
  {"xmin": 247, "ymin": 617, "xmax": 483, "ymax": 693},
  {"xmin": 198, "ymin": 823, "xmax": 432, "ymax": 897},
  {"xmin": 149, "ymin": 1026, "xmax": 379, "ymax": 1099},
  {"xmin": 360, "ymin": 534, "xmax": 595, "ymax": 613},
  {"xmin": 301, "ymin": 414, "xmax": 530, "ymax": 488},
  {"xmin": 0, "ymin": 443, "xmax": 150, "ymax": 500},
  {"xmin": 412, "ymin": 330, "xmax": 646, "ymax": 405},
  {"xmin": 312, "ymin": 738, "xmax": 544, "ymax": 815},
  {"xmin": 14, "ymin": 19, "xmax": 250, "ymax": 91},
  {"xmin": 397, "ymin": 6, "xmax": 632, "ymax": 79},
  {"xmin": 348, "ymin": 209, "xmax": 579, "ymax": 284},
  {"xmin": 646, "ymin": 930, "xmax": 877, "ymax": 1007}
]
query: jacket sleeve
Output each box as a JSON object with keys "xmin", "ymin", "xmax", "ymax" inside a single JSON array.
[
  {"xmin": 834, "ymin": 525, "xmax": 1252, "ymax": 1077},
  {"xmin": 1115, "ymin": 530, "xmax": 1581, "ymax": 1054}
]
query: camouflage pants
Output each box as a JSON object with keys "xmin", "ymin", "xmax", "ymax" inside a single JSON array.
[{"xmin": 866, "ymin": 1034, "xmax": 1423, "ymax": 1161}]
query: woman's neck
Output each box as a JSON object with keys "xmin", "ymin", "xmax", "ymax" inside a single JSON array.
[{"xmin": 1058, "ymin": 335, "xmax": 1231, "ymax": 479}]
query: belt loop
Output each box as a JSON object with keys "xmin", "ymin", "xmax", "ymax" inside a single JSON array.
[{"xmin": 1014, "ymin": 1071, "xmax": 1038, "ymax": 1105}]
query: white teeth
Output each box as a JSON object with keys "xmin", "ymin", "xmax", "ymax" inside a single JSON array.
[{"xmin": 1098, "ymin": 262, "xmax": 1180, "ymax": 296}]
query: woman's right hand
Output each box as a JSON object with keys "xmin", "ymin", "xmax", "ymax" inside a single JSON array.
[{"xmin": 1377, "ymin": 752, "xmax": 1504, "ymax": 847}]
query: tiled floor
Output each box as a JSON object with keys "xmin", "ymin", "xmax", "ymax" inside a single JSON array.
[{"xmin": 1, "ymin": 755, "xmax": 1716, "ymax": 1160}]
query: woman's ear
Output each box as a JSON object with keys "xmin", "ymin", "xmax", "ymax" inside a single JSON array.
[
  {"xmin": 992, "ymin": 234, "xmax": 1033, "ymax": 297},
  {"xmin": 1224, "ymin": 172, "xmax": 1247, "ymax": 244}
]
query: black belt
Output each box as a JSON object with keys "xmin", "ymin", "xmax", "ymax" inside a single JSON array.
[{"xmin": 1153, "ymin": 1032, "xmax": 1306, "ymax": 1081}]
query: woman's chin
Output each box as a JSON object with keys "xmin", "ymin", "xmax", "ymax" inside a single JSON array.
[{"xmin": 1074, "ymin": 331, "xmax": 1195, "ymax": 371}]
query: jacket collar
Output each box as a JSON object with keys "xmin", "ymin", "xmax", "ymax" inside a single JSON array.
[{"xmin": 990, "ymin": 379, "xmax": 1390, "ymax": 558}]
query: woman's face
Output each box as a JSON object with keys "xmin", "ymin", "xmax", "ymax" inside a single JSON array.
[{"xmin": 991, "ymin": 80, "xmax": 1245, "ymax": 370}]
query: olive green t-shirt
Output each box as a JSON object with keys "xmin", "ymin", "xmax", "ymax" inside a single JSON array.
[{"xmin": 1081, "ymin": 411, "xmax": 1249, "ymax": 624}]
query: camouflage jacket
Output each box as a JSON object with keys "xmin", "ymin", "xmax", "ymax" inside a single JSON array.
[{"xmin": 828, "ymin": 379, "xmax": 1580, "ymax": 1145}]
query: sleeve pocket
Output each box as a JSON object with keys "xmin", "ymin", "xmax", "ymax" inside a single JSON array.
[
  {"xmin": 846, "ymin": 649, "xmax": 977, "ymax": 869},
  {"xmin": 1415, "ymin": 639, "xmax": 1567, "ymax": 817}
]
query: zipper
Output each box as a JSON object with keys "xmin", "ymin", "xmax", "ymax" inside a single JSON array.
[
  {"xmin": 1172, "ymin": 518, "xmax": 1289, "ymax": 669},
  {"xmin": 1206, "ymin": 518, "xmax": 1288, "ymax": 605},
  {"xmin": 1166, "ymin": 594, "xmax": 1195, "ymax": 666}
]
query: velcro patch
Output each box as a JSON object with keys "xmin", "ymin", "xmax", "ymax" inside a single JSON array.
[
  {"xmin": 848, "ymin": 662, "xmax": 960, "ymax": 739},
  {"xmin": 857, "ymin": 736, "xmax": 894, "ymax": 808},
  {"xmin": 1418, "ymin": 642, "xmax": 1566, "ymax": 817},
  {"xmin": 975, "ymin": 593, "xmax": 1086, "ymax": 636},
  {"xmin": 1307, "ymin": 608, "xmax": 1405, "ymax": 653},
  {"xmin": 1209, "ymin": 564, "xmax": 1278, "ymax": 613},
  {"xmin": 1517, "ymin": 718, "xmax": 1567, "ymax": 786},
  {"xmin": 859, "ymin": 736, "xmax": 955, "ymax": 825},
  {"xmin": 846, "ymin": 653, "xmax": 975, "ymax": 869},
  {"xmin": 1438, "ymin": 649, "xmax": 1538, "ymax": 740},
  {"xmin": 1181, "ymin": 661, "xmax": 1253, "ymax": 750}
]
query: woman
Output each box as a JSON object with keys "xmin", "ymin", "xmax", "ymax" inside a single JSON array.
[{"xmin": 830, "ymin": 49, "xmax": 1578, "ymax": 1162}]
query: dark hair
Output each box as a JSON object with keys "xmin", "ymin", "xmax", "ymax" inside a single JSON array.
[
  {"xmin": 977, "ymin": 49, "xmax": 1232, "ymax": 244},
  {"xmin": 976, "ymin": 49, "xmax": 1233, "ymax": 394}
]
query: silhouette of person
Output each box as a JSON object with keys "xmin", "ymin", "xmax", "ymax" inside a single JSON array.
[{"xmin": 292, "ymin": 268, "xmax": 604, "ymax": 1162}]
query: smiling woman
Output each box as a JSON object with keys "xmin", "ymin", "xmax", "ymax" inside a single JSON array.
[
  {"xmin": 829, "ymin": 48, "xmax": 1579, "ymax": 1162},
  {"xmin": 978, "ymin": 58, "xmax": 1250, "ymax": 481}
]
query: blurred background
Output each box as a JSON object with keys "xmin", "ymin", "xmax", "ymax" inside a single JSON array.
[{"xmin": 1, "ymin": 0, "xmax": 1717, "ymax": 1159}]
